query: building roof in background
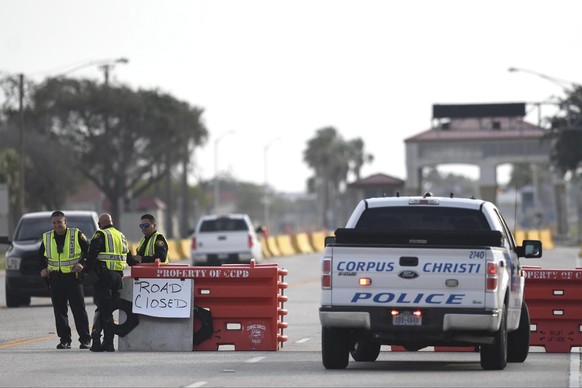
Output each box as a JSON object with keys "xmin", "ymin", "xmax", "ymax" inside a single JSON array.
[{"xmin": 349, "ymin": 173, "xmax": 405, "ymax": 188}]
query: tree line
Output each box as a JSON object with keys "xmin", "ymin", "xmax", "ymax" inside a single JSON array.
[
  {"xmin": 1, "ymin": 73, "xmax": 580, "ymax": 236},
  {"xmin": 0, "ymin": 73, "xmax": 375, "ymax": 235}
]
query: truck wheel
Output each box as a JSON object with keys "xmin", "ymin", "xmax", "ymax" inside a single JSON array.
[
  {"xmin": 322, "ymin": 327, "xmax": 350, "ymax": 369},
  {"xmin": 19, "ymin": 294, "xmax": 31, "ymax": 306},
  {"xmin": 351, "ymin": 340, "xmax": 381, "ymax": 362},
  {"xmin": 480, "ymin": 304, "xmax": 508, "ymax": 370},
  {"xmin": 6, "ymin": 284, "xmax": 22, "ymax": 308},
  {"xmin": 507, "ymin": 301, "xmax": 530, "ymax": 363}
]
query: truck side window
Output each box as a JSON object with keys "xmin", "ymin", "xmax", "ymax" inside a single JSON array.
[{"xmin": 492, "ymin": 209, "xmax": 516, "ymax": 250}]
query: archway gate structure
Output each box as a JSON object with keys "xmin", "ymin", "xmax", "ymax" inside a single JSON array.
[{"xmin": 404, "ymin": 103, "xmax": 567, "ymax": 236}]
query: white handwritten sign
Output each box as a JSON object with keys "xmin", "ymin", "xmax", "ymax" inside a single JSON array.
[{"xmin": 132, "ymin": 278, "xmax": 193, "ymax": 318}]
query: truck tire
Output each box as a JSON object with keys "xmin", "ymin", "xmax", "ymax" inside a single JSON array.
[
  {"xmin": 19, "ymin": 294, "xmax": 31, "ymax": 307},
  {"xmin": 6, "ymin": 285, "xmax": 20, "ymax": 308},
  {"xmin": 507, "ymin": 301, "xmax": 530, "ymax": 363},
  {"xmin": 6, "ymin": 285, "xmax": 30, "ymax": 308},
  {"xmin": 351, "ymin": 340, "xmax": 381, "ymax": 362},
  {"xmin": 322, "ymin": 327, "xmax": 350, "ymax": 369},
  {"xmin": 480, "ymin": 304, "xmax": 508, "ymax": 370}
]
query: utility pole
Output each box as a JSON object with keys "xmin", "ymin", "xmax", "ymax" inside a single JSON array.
[{"xmin": 17, "ymin": 73, "xmax": 25, "ymax": 219}]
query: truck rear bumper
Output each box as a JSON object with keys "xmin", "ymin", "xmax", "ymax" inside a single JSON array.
[
  {"xmin": 443, "ymin": 311, "xmax": 501, "ymax": 331},
  {"xmin": 319, "ymin": 307, "xmax": 502, "ymax": 332},
  {"xmin": 319, "ymin": 311, "xmax": 371, "ymax": 329}
]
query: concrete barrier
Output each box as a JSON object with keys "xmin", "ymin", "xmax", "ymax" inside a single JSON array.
[
  {"xmin": 261, "ymin": 238, "xmax": 272, "ymax": 258},
  {"xmin": 175, "ymin": 239, "xmax": 191, "ymax": 260},
  {"xmin": 526, "ymin": 229, "xmax": 541, "ymax": 241},
  {"xmin": 166, "ymin": 240, "xmax": 181, "ymax": 262},
  {"xmin": 266, "ymin": 236, "xmax": 281, "ymax": 257},
  {"xmin": 292, "ymin": 232, "xmax": 314, "ymax": 254},
  {"xmin": 118, "ymin": 275, "xmax": 195, "ymax": 351},
  {"xmin": 539, "ymin": 229, "xmax": 555, "ymax": 250},
  {"xmin": 514, "ymin": 230, "xmax": 526, "ymax": 245},
  {"xmin": 515, "ymin": 229, "xmax": 554, "ymax": 251},
  {"xmin": 276, "ymin": 235, "xmax": 296, "ymax": 256},
  {"xmin": 310, "ymin": 231, "xmax": 327, "ymax": 252}
]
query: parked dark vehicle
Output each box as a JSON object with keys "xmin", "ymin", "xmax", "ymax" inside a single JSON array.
[{"xmin": 0, "ymin": 210, "xmax": 99, "ymax": 307}]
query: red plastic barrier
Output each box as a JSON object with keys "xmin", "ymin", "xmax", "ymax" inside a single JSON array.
[
  {"xmin": 131, "ymin": 260, "xmax": 288, "ymax": 351},
  {"xmin": 523, "ymin": 266, "xmax": 582, "ymax": 353}
]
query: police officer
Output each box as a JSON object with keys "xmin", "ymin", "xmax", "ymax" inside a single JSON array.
[
  {"xmin": 85, "ymin": 213, "xmax": 129, "ymax": 352},
  {"xmin": 127, "ymin": 213, "xmax": 169, "ymax": 266},
  {"xmin": 39, "ymin": 211, "xmax": 92, "ymax": 349}
]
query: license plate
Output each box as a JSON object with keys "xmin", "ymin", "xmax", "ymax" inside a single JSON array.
[{"xmin": 392, "ymin": 313, "xmax": 422, "ymax": 326}]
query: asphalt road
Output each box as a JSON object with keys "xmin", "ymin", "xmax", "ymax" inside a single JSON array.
[{"xmin": 0, "ymin": 245, "xmax": 581, "ymax": 387}]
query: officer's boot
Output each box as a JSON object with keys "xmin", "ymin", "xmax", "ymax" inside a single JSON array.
[
  {"xmin": 101, "ymin": 318, "xmax": 115, "ymax": 352},
  {"xmin": 89, "ymin": 311, "xmax": 103, "ymax": 352}
]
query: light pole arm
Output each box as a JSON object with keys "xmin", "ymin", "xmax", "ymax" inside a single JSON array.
[
  {"xmin": 57, "ymin": 57, "xmax": 129, "ymax": 84},
  {"xmin": 508, "ymin": 67, "xmax": 581, "ymax": 89}
]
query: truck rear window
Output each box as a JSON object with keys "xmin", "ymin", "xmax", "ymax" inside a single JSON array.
[
  {"xmin": 355, "ymin": 207, "xmax": 489, "ymax": 232},
  {"xmin": 199, "ymin": 218, "xmax": 248, "ymax": 233}
]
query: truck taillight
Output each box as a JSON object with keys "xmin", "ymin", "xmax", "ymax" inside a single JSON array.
[
  {"xmin": 486, "ymin": 261, "xmax": 498, "ymax": 291},
  {"xmin": 191, "ymin": 236, "xmax": 197, "ymax": 250},
  {"xmin": 322, "ymin": 258, "xmax": 332, "ymax": 289},
  {"xmin": 248, "ymin": 233, "xmax": 253, "ymax": 248}
]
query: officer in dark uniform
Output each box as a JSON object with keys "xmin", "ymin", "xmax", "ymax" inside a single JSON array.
[
  {"xmin": 127, "ymin": 213, "xmax": 169, "ymax": 266},
  {"xmin": 85, "ymin": 213, "xmax": 129, "ymax": 352},
  {"xmin": 39, "ymin": 211, "xmax": 92, "ymax": 349}
]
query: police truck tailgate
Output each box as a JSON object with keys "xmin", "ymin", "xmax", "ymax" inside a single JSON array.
[{"xmin": 328, "ymin": 245, "xmax": 488, "ymax": 308}]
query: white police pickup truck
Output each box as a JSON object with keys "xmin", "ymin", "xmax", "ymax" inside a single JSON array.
[{"xmin": 319, "ymin": 193, "xmax": 542, "ymax": 370}]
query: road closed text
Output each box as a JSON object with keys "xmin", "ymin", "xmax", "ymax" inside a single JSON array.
[{"xmin": 132, "ymin": 278, "xmax": 193, "ymax": 318}]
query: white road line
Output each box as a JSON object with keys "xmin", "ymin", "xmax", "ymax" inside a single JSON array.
[
  {"xmin": 296, "ymin": 338, "xmax": 311, "ymax": 344},
  {"xmin": 184, "ymin": 381, "xmax": 208, "ymax": 388},
  {"xmin": 570, "ymin": 350, "xmax": 580, "ymax": 388},
  {"xmin": 245, "ymin": 356, "xmax": 266, "ymax": 363}
]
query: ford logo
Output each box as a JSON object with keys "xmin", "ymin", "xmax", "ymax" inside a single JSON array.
[{"xmin": 398, "ymin": 271, "xmax": 419, "ymax": 279}]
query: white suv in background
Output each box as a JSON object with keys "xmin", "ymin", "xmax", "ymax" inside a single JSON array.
[{"xmin": 190, "ymin": 213, "xmax": 263, "ymax": 266}]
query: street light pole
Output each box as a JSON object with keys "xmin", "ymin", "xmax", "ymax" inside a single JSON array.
[
  {"xmin": 263, "ymin": 137, "xmax": 282, "ymax": 228},
  {"xmin": 214, "ymin": 130, "xmax": 235, "ymax": 213},
  {"xmin": 98, "ymin": 58, "xmax": 129, "ymax": 86},
  {"xmin": 58, "ymin": 57, "xmax": 130, "ymax": 82}
]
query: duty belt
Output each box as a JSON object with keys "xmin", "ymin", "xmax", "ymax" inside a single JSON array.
[{"xmin": 97, "ymin": 254, "xmax": 125, "ymax": 261}]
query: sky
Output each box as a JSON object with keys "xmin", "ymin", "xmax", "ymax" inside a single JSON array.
[{"xmin": 2, "ymin": 0, "xmax": 582, "ymax": 193}]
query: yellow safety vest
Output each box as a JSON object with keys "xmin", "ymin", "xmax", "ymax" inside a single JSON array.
[
  {"xmin": 136, "ymin": 231, "xmax": 169, "ymax": 264},
  {"xmin": 95, "ymin": 227, "xmax": 129, "ymax": 271},
  {"xmin": 44, "ymin": 228, "xmax": 82, "ymax": 273}
]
